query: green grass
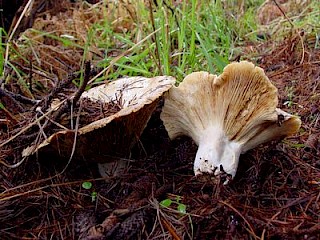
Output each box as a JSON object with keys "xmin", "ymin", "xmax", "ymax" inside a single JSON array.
[
  {"xmin": 1, "ymin": 0, "xmax": 266, "ymax": 86},
  {"xmin": 88, "ymin": 0, "xmax": 266, "ymax": 82},
  {"xmin": 0, "ymin": 28, "xmax": 5, "ymax": 77},
  {"xmin": 5, "ymin": 0, "xmax": 306, "ymax": 87},
  {"xmin": 257, "ymin": 0, "xmax": 320, "ymax": 41},
  {"xmin": 4, "ymin": 0, "xmax": 320, "ymax": 87}
]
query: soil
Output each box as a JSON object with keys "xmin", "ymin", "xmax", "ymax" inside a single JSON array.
[{"xmin": 0, "ymin": 1, "xmax": 319, "ymax": 240}]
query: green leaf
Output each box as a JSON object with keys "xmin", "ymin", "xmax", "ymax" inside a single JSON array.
[
  {"xmin": 175, "ymin": 196, "xmax": 182, "ymax": 202},
  {"xmin": 290, "ymin": 143, "xmax": 305, "ymax": 149},
  {"xmin": 160, "ymin": 199, "xmax": 172, "ymax": 208},
  {"xmin": 211, "ymin": 54, "xmax": 228, "ymax": 73},
  {"xmin": 0, "ymin": 102, "xmax": 5, "ymax": 109},
  {"xmin": 82, "ymin": 181, "xmax": 92, "ymax": 190},
  {"xmin": 91, "ymin": 191, "xmax": 97, "ymax": 202},
  {"xmin": 177, "ymin": 203, "xmax": 187, "ymax": 214}
]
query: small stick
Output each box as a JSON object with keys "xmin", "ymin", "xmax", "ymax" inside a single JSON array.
[
  {"xmin": 72, "ymin": 61, "xmax": 91, "ymax": 105},
  {"xmin": 219, "ymin": 200, "xmax": 259, "ymax": 240},
  {"xmin": 148, "ymin": 0, "xmax": 163, "ymax": 75},
  {"xmin": 272, "ymin": 0, "xmax": 305, "ymax": 64},
  {"xmin": 0, "ymin": 88, "xmax": 38, "ymax": 107},
  {"xmin": 39, "ymin": 72, "xmax": 77, "ymax": 111},
  {"xmin": 0, "ymin": 89, "xmax": 24, "ymax": 124},
  {"xmin": 46, "ymin": 61, "xmax": 91, "ymax": 130},
  {"xmin": 161, "ymin": 217, "xmax": 182, "ymax": 240},
  {"xmin": 11, "ymin": 62, "xmax": 92, "ymax": 151},
  {"xmin": 0, "ymin": 99, "xmax": 66, "ymax": 148}
]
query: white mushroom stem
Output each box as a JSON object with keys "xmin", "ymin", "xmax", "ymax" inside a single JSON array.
[
  {"xmin": 194, "ymin": 125, "xmax": 242, "ymax": 177},
  {"xmin": 161, "ymin": 61, "xmax": 301, "ymax": 182}
]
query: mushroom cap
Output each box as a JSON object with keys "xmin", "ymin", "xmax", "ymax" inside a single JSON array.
[
  {"xmin": 161, "ymin": 71, "xmax": 218, "ymax": 143},
  {"xmin": 242, "ymin": 108, "xmax": 302, "ymax": 152},
  {"xmin": 23, "ymin": 75, "xmax": 176, "ymax": 163},
  {"xmin": 160, "ymin": 61, "xmax": 301, "ymax": 179}
]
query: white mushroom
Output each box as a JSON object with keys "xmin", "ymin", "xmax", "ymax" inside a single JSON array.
[
  {"xmin": 160, "ymin": 61, "xmax": 301, "ymax": 181},
  {"xmin": 23, "ymin": 75, "xmax": 175, "ymax": 177}
]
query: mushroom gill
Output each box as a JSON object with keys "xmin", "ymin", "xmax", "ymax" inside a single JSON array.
[{"xmin": 160, "ymin": 61, "xmax": 301, "ymax": 181}]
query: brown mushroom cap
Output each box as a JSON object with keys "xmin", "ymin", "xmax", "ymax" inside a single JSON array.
[
  {"xmin": 160, "ymin": 61, "xmax": 301, "ymax": 180},
  {"xmin": 23, "ymin": 76, "xmax": 176, "ymax": 165}
]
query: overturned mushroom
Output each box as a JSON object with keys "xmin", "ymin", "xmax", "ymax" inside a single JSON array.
[
  {"xmin": 23, "ymin": 76, "xmax": 175, "ymax": 177},
  {"xmin": 160, "ymin": 61, "xmax": 301, "ymax": 182}
]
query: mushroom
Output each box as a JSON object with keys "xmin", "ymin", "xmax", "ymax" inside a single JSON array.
[
  {"xmin": 160, "ymin": 61, "xmax": 301, "ymax": 181},
  {"xmin": 23, "ymin": 75, "xmax": 175, "ymax": 177}
]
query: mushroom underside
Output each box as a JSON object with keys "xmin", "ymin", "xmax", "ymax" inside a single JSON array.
[{"xmin": 160, "ymin": 61, "xmax": 301, "ymax": 182}]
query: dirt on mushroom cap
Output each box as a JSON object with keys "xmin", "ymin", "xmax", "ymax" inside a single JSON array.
[{"xmin": 22, "ymin": 75, "xmax": 175, "ymax": 163}]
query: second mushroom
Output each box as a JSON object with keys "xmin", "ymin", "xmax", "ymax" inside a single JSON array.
[{"xmin": 160, "ymin": 61, "xmax": 301, "ymax": 182}]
